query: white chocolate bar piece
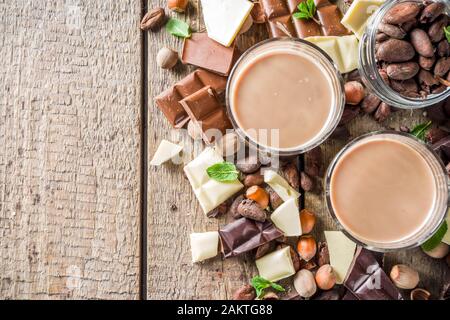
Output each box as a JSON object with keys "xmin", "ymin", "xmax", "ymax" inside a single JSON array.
[
  {"xmin": 441, "ymin": 212, "xmax": 450, "ymax": 245},
  {"xmin": 305, "ymin": 35, "xmax": 359, "ymax": 74},
  {"xmin": 201, "ymin": 0, "xmax": 254, "ymax": 47},
  {"xmin": 150, "ymin": 139, "xmax": 183, "ymax": 166},
  {"xmin": 270, "ymin": 198, "xmax": 302, "ymax": 237},
  {"xmin": 341, "ymin": 0, "xmax": 385, "ymax": 39},
  {"xmin": 324, "ymin": 231, "xmax": 357, "ymax": 284},
  {"xmin": 184, "ymin": 147, "xmax": 243, "ymax": 214},
  {"xmin": 190, "ymin": 231, "xmax": 219, "ymax": 263},
  {"xmin": 255, "ymin": 246, "xmax": 296, "ymax": 282},
  {"xmin": 264, "ymin": 170, "xmax": 300, "ymax": 203}
]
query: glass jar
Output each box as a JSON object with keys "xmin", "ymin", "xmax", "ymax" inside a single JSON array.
[
  {"xmin": 226, "ymin": 38, "xmax": 345, "ymax": 156},
  {"xmin": 359, "ymin": 0, "xmax": 450, "ymax": 109},
  {"xmin": 325, "ymin": 131, "xmax": 449, "ymax": 252}
]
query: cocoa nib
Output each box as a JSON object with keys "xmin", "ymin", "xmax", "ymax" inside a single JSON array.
[{"xmin": 237, "ymin": 199, "xmax": 267, "ymax": 222}]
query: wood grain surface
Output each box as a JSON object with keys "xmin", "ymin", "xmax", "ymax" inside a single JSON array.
[{"xmin": 0, "ymin": 0, "xmax": 142, "ymax": 299}]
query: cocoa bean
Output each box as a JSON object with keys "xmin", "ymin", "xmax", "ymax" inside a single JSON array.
[
  {"xmin": 435, "ymin": 57, "xmax": 450, "ymax": 77},
  {"xmin": 346, "ymin": 69, "xmax": 362, "ymax": 82},
  {"xmin": 428, "ymin": 15, "xmax": 448, "ymax": 43},
  {"xmin": 228, "ymin": 194, "xmax": 245, "ymax": 219},
  {"xmin": 427, "ymin": 103, "xmax": 447, "ymax": 123},
  {"xmin": 344, "ymin": 81, "xmax": 365, "ymax": 105},
  {"xmin": 266, "ymin": 186, "xmax": 283, "ymax": 210},
  {"xmin": 362, "ymin": 94, "xmax": 382, "ymax": 114},
  {"xmin": 340, "ymin": 105, "xmax": 360, "ymax": 125},
  {"xmin": 379, "ymin": 68, "xmax": 390, "ymax": 84},
  {"xmin": 207, "ymin": 201, "xmax": 229, "ymax": 218},
  {"xmin": 400, "ymin": 19, "xmax": 418, "ymax": 32},
  {"xmin": 426, "ymin": 128, "xmax": 449, "ymax": 144},
  {"xmin": 232, "ymin": 284, "xmax": 256, "ymax": 300},
  {"xmin": 376, "ymin": 32, "xmax": 390, "ymax": 43},
  {"xmin": 300, "ymin": 171, "xmax": 314, "ymax": 192},
  {"xmin": 387, "ymin": 62, "xmax": 420, "ymax": 80},
  {"xmin": 313, "ymin": 288, "xmax": 342, "ymax": 301},
  {"xmin": 236, "ymin": 154, "xmax": 261, "ymax": 173},
  {"xmin": 290, "ymin": 246, "xmax": 301, "ymax": 272},
  {"xmin": 305, "ymin": 147, "xmax": 322, "ymax": 177},
  {"xmin": 432, "ymin": 85, "xmax": 447, "ymax": 94},
  {"xmin": 378, "ymin": 23, "xmax": 406, "ymax": 39},
  {"xmin": 376, "ymin": 39, "xmax": 415, "ymax": 62},
  {"xmin": 438, "ymin": 40, "xmax": 450, "ymax": 57},
  {"xmin": 382, "ymin": 2, "xmax": 421, "ymax": 25},
  {"xmin": 140, "ymin": 7, "xmax": 166, "ymax": 31},
  {"xmin": 317, "ymin": 242, "xmax": 330, "ymax": 267},
  {"xmin": 420, "ymin": 2, "xmax": 446, "ymax": 24},
  {"xmin": 390, "ymin": 78, "xmax": 419, "ymax": 95},
  {"xmin": 330, "ymin": 125, "xmax": 350, "ymax": 140},
  {"xmin": 243, "ymin": 173, "xmax": 264, "ymax": 187},
  {"xmin": 419, "ymin": 55, "xmax": 436, "ymax": 70},
  {"xmin": 418, "ymin": 69, "xmax": 439, "ymax": 87},
  {"xmin": 255, "ymin": 241, "xmax": 276, "ymax": 259},
  {"xmin": 237, "ymin": 199, "xmax": 267, "ymax": 222},
  {"xmin": 374, "ymin": 102, "xmax": 391, "ymax": 122},
  {"xmin": 281, "ymin": 161, "xmax": 300, "ymax": 190},
  {"xmin": 410, "ymin": 28, "xmax": 435, "ymax": 58}
]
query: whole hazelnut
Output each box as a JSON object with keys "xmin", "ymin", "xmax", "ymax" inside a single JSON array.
[
  {"xmin": 390, "ymin": 264, "xmax": 419, "ymax": 290},
  {"xmin": 156, "ymin": 47, "xmax": 178, "ymax": 69},
  {"xmin": 168, "ymin": 0, "xmax": 188, "ymax": 13},
  {"xmin": 296, "ymin": 235, "xmax": 317, "ymax": 261},
  {"xmin": 315, "ymin": 264, "xmax": 336, "ymax": 290},
  {"xmin": 344, "ymin": 81, "xmax": 365, "ymax": 105},
  {"xmin": 299, "ymin": 209, "xmax": 316, "ymax": 234},
  {"xmin": 423, "ymin": 242, "xmax": 449, "ymax": 259},
  {"xmin": 293, "ymin": 269, "xmax": 317, "ymax": 299}
]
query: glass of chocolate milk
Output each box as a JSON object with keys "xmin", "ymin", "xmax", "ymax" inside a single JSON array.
[
  {"xmin": 326, "ymin": 132, "xmax": 448, "ymax": 251},
  {"xmin": 226, "ymin": 38, "xmax": 345, "ymax": 155}
]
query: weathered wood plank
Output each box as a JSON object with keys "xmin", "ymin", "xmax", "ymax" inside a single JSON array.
[{"xmin": 0, "ymin": 0, "xmax": 142, "ymax": 299}]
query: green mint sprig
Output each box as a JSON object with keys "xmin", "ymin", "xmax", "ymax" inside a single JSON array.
[
  {"xmin": 293, "ymin": 0, "xmax": 320, "ymax": 25},
  {"xmin": 166, "ymin": 18, "xmax": 191, "ymax": 38},
  {"xmin": 410, "ymin": 121, "xmax": 432, "ymax": 141},
  {"xmin": 444, "ymin": 26, "xmax": 450, "ymax": 43},
  {"xmin": 251, "ymin": 276, "xmax": 285, "ymax": 299},
  {"xmin": 206, "ymin": 162, "xmax": 239, "ymax": 182},
  {"xmin": 421, "ymin": 221, "xmax": 448, "ymax": 252}
]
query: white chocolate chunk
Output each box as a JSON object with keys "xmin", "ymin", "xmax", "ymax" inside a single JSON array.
[
  {"xmin": 184, "ymin": 148, "xmax": 243, "ymax": 214},
  {"xmin": 270, "ymin": 198, "xmax": 302, "ymax": 236},
  {"xmin": 324, "ymin": 231, "xmax": 357, "ymax": 284},
  {"xmin": 341, "ymin": 0, "xmax": 385, "ymax": 39},
  {"xmin": 150, "ymin": 139, "xmax": 183, "ymax": 166},
  {"xmin": 201, "ymin": 0, "xmax": 254, "ymax": 47},
  {"xmin": 305, "ymin": 35, "xmax": 359, "ymax": 73},
  {"xmin": 441, "ymin": 212, "xmax": 450, "ymax": 245},
  {"xmin": 190, "ymin": 231, "xmax": 219, "ymax": 263},
  {"xmin": 264, "ymin": 170, "xmax": 300, "ymax": 202},
  {"xmin": 256, "ymin": 246, "xmax": 296, "ymax": 282}
]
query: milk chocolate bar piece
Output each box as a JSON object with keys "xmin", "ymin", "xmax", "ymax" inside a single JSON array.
[
  {"xmin": 182, "ymin": 33, "xmax": 238, "ymax": 76},
  {"xmin": 344, "ymin": 247, "xmax": 404, "ymax": 300},
  {"xmin": 219, "ymin": 218, "xmax": 283, "ymax": 258},
  {"xmin": 180, "ymin": 86, "xmax": 232, "ymax": 143},
  {"xmin": 260, "ymin": 0, "xmax": 349, "ymax": 38},
  {"xmin": 154, "ymin": 69, "xmax": 227, "ymax": 128}
]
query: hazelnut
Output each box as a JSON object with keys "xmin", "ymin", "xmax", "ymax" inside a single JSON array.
[
  {"xmin": 299, "ymin": 209, "xmax": 316, "ymax": 234},
  {"xmin": 315, "ymin": 264, "xmax": 336, "ymax": 290},
  {"xmin": 296, "ymin": 235, "xmax": 317, "ymax": 261},
  {"xmin": 245, "ymin": 186, "xmax": 269, "ymax": 209},
  {"xmin": 156, "ymin": 47, "xmax": 178, "ymax": 69},
  {"xmin": 410, "ymin": 288, "xmax": 431, "ymax": 300},
  {"xmin": 423, "ymin": 242, "xmax": 449, "ymax": 259},
  {"xmin": 167, "ymin": 0, "xmax": 188, "ymax": 13},
  {"xmin": 293, "ymin": 269, "xmax": 317, "ymax": 299},
  {"xmin": 390, "ymin": 264, "xmax": 419, "ymax": 290},
  {"xmin": 344, "ymin": 81, "xmax": 366, "ymax": 105}
]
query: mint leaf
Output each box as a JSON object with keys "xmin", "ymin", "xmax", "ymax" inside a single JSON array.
[
  {"xmin": 444, "ymin": 26, "xmax": 450, "ymax": 43},
  {"xmin": 166, "ymin": 18, "xmax": 191, "ymax": 38},
  {"xmin": 294, "ymin": 0, "xmax": 317, "ymax": 21},
  {"xmin": 421, "ymin": 221, "xmax": 448, "ymax": 252},
  {"xmin": 206, "ymin": 162, "xmax": 239, "ymax": 182},
  {"xmin": 410, "ymin": 121, "xmax": 432, "ymax": 141},
  {"xmin": 251, "ymin": 276, "xmax": 285, "ymax": 299}
]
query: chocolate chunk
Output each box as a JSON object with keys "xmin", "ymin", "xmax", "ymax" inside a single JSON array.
[
  {"xmin": 182, "ymin": 33, "xmax": 239, "ymax": 76},
  {"xmin": 219, "ymin": 218, "xmax": 283, "ymax": 258},
  {"xmin": 154, "ymin": 69, "xmax": 227, "ymax": 128},
  {"xmin": 433, "ymin": 136, "xmax": 450, "ymax": 163},
  {"xmin": 344, "ymin": 247, "xmax": 403, "ymax": 300}
]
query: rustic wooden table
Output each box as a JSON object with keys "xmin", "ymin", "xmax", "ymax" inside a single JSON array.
[{"xmin": 0, "ymin": 0, "xmax": 447, "ymax": 300}]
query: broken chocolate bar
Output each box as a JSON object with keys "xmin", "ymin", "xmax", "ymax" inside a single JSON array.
[
  {"xmin": 260, "ymin": 0, "xmax": 349, "ymax": 38},
  {"xmin": 154, "ymin": 69, "xmax": 227, "ymax": 128},
  {"xmin": 344, "ymin": 247, "xmax": 403, "ymax": 300},
  {"xmin": 180, "ymin": 86, "xmax": 232, "ymax": 144},
  {"xmin": 182, "ymin": 33, "xmax": 239, "ymax": 76},
  {"xmin": 219, "ymin": 217, "xmax": 283, "ymax": 258}
]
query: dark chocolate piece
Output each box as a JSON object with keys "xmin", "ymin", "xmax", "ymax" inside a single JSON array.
[
  {"xmin": 180, "ymin": 86, "xmax": 232, "ymax": 143},
  {"xmin": 181, "ymin": 33, "xmax": 238, "ymax": 76},
  {"xmin": 154, "ymin": 69, "xmax": 227, "ymax": 128},
  {"xmin": 344, "ymin": 247, "xmax": 403, "ymax": 300},
  {"xmin": 432, "ymin": 136, "xmax": 450, "ymax": 163},
  {"xmin": 219, "ymin": 218, "xmax": 283, "ymax": 258},
  {"xmin": 260, "ymin": 0, "xmax": 349, "ymax": 38}
]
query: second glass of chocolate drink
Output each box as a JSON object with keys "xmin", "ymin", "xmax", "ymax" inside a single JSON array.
[{"xmin": 226, "ymin": 38, "xmax": 345, "ymax": 155}]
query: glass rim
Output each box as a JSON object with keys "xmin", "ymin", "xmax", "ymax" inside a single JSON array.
[
  {"xmin": 325, "ymin": 130, "xmax": 449, "ymax": 252},
  {"xmin": 359, "ymin": 0, "xmax": 450, "ymax": 109},
  {"xmin": 226, "ymin": 37, "xmax": 346, "ymax": 156}
]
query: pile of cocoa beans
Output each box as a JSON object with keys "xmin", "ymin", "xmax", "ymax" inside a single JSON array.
[{"xmin": 375, "ymin": 1, "xmax": 450, "ymax": 98}]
